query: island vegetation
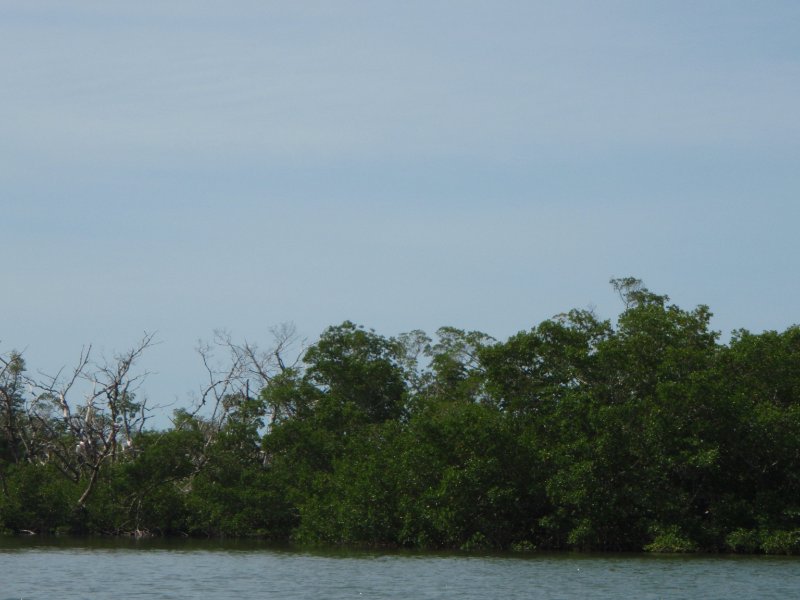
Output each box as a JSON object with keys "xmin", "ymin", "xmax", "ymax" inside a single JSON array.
[{"xmin": 1, "ymin": 278, "xmax": 799, "ymax": 554}]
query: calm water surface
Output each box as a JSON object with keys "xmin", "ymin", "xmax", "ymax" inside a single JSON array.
[{"xmin": 1, "ymin": 538, "xmax": 799, "ymax": 599}]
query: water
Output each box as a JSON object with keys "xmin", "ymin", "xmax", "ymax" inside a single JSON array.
[{"xmin": 1, "ymin": 538, "xmax": 799, "ymax": 599}]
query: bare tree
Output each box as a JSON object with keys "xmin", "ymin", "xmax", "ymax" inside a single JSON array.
[
  {"xmin": 26, "ymin": 333, "xmax": 157, "ymax": 508},
  {"xmin": 166, "ymin": 324, "xmax": 304, "ymax": 475},
  {"xmin": 187, "ymin": 324, "xmax": 304, "ymax": 431}
]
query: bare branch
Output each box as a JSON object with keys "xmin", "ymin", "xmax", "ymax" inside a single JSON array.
[
  {"xmin": 22, "ymin": 334, "xmax": 158, "ymax": 508},
  {"xmin": 187, "ymin": 323, "xmax": 306, "ymax": 439}
]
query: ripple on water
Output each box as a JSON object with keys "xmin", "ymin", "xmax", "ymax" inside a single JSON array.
[{"xmin": 1, "ymin": 541, "xmax": 799, "ymax": 599}]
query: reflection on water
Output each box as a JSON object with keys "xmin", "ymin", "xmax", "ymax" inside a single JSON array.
[{"xmin": 1, "ymin": 537, "xmax": 799, "ymax": 599}]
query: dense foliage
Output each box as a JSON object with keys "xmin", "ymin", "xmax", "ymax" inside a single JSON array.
[{"xmin": 2, "ymin": 279, "xmax": 799, "ymax": 553}]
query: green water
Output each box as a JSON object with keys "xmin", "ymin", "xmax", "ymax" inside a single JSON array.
[{"xmin": 1, "ymin": 537, "xmax": 798, "ymax": 599}]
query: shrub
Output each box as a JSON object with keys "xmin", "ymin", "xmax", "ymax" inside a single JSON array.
[
  {"xmin": 644, "ymin": 526, "xmax": 697, "ymax": 553},
  {"xmin": 761, "ymin": 530, "xmax": 800, "ymax": 555}
]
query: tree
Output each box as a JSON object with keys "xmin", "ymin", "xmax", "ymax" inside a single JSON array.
[
  {"xmin": 26, "ymin": 333, "xmax": 157, "ymax": 512},
  {"xmin": 302, "ymin": 321, "xmax": 408, "ymax": 425},
  {"xmin": 422, "ymin": 327, "xmax": 494, "ymax": 407},
  {"xmin": 481, "ymin": 309, "xmax": 610, "ymax": 416},
  {"xmin": 0, "ymin": 350, "xmax": 26, "ymax": 464}
]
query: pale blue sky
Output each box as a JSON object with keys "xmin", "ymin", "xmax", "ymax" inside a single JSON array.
[{"xmin": 2, "ymin": 1, "xmax": 799, "ymax": 417}]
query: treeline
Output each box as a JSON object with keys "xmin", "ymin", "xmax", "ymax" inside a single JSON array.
[{"xmin": 1, "ymin": 278, "xmax": 799, "ymax": 553}]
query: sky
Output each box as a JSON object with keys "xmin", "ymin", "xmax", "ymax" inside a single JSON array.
[{"xmin": 2, "ymin": 1, "xmax": 799, "ymax": 420}]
